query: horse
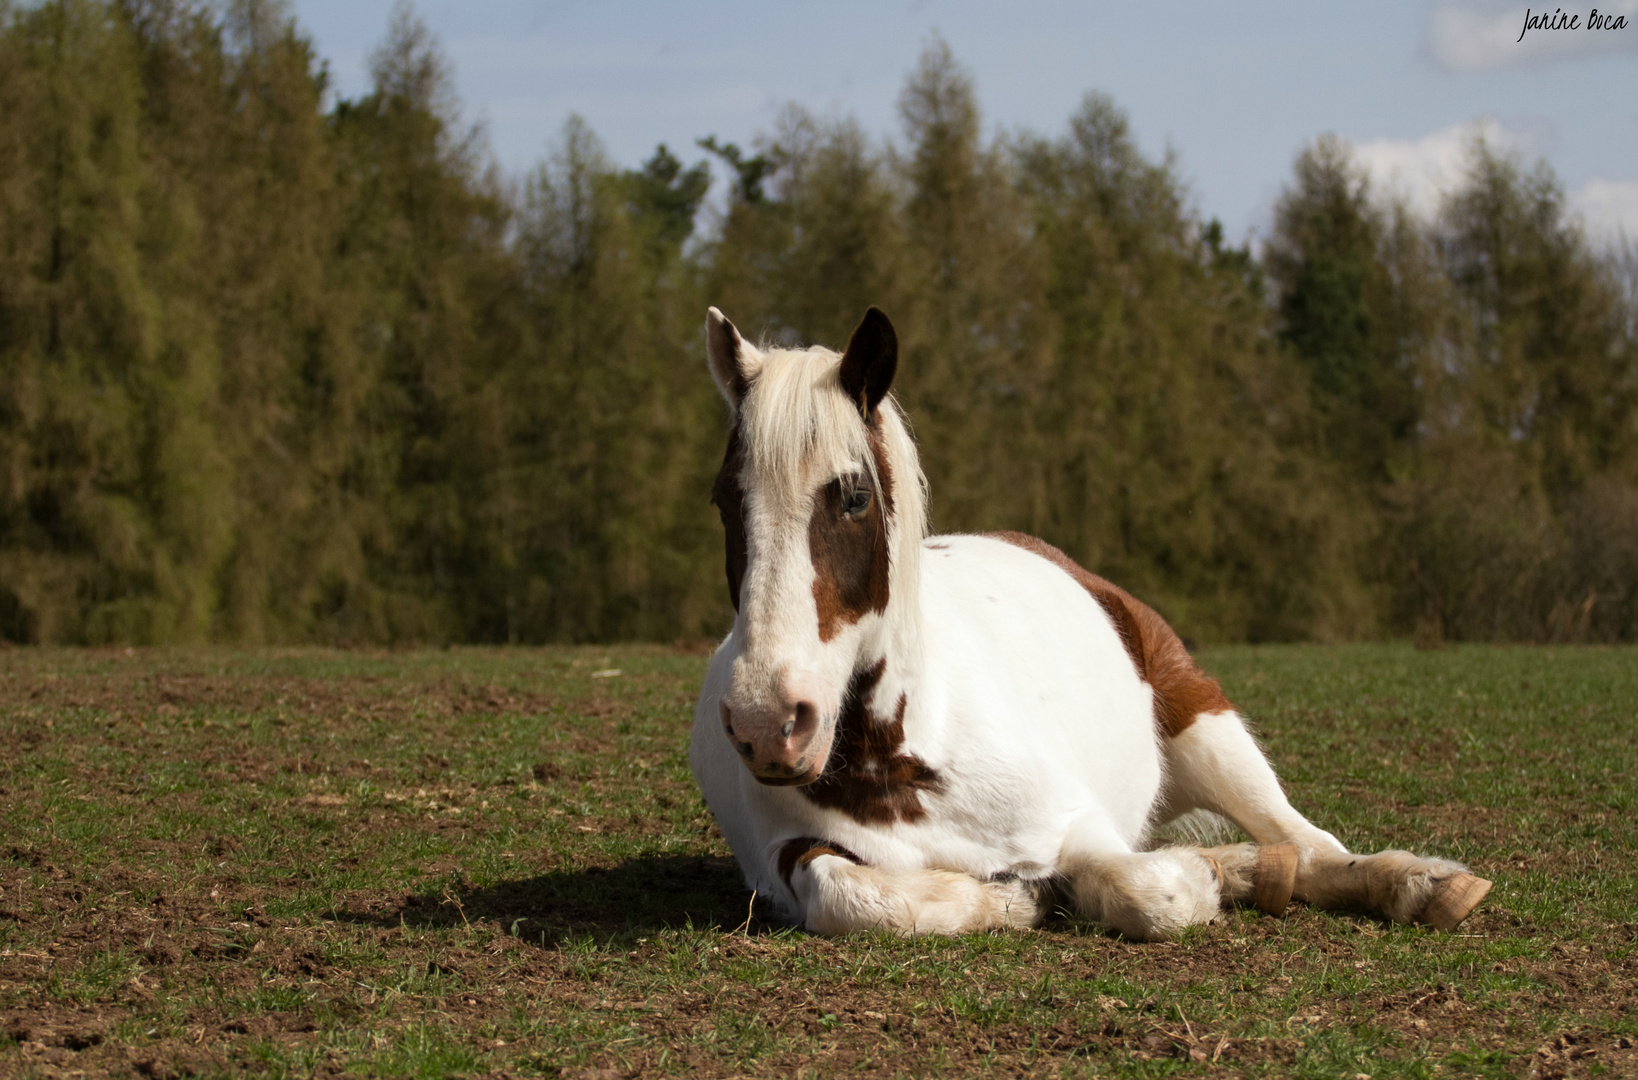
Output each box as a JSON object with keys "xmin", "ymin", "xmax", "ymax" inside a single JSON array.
[{"xmin": 690, "ymin": 305, "xmax": 1492, "ymax": 939}]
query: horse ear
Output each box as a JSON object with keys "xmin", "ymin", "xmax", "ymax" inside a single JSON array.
[
  {"xmin": 706, "ymin": 307, "xmax": 762, "ymax": 409},
  {"xmin": 838, "ymin": 306, "xmax": 898, "ymax": 418}
]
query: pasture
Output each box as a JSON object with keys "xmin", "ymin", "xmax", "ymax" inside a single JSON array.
[{"xmin": 0, "ymin": 644, "xmax": 1633, "ymax": 1079}]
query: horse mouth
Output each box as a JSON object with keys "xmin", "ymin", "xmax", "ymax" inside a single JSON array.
[{"xmin": 752, "ymin": 767, "xmax": 821, "ymax": 787}]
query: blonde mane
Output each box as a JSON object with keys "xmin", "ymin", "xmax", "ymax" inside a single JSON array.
[{"xmin": 737, "ymin": 344, "xmax": 928, "ymax": 623}]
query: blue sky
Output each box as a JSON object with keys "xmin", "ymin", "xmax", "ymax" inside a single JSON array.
[{"xmin": 290, "ymin": 0, "xmax": 1638, "ymax": 244}]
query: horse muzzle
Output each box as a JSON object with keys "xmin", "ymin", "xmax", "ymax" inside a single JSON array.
[{"xmin": 720, "ymin": 699, "xmax": 830, "ymax": 786}]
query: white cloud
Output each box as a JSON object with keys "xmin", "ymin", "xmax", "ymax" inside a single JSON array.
[
  {"xmin": 1353, "ymin": 118, "xmax": 1547, "ymax": 220},
  {"xmin": 1352, "ymin": 122, "xmax": 1637, "ymax": 245},
  {"xmin": 1571, "ymin": 178, "xmax": 1638, "ymax": 243},
  {"xmin": 1429, "ymin": 0, "xmax": 1638, "ymax": 72}
]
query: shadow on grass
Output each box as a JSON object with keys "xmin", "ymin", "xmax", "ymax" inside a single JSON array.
[{"xmin": 353, "ymin": 854, "xmax": 787, "ymax": 944}]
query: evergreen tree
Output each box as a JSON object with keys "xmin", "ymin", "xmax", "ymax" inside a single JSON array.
[
  {"xmin": 893, "ymin": 40, "xmax": 1051, "ymax": 540},
  {"xmin": 1, "ymin": 5, "xmax": 1633, "ymax": 645},
  {"xmin": 1439, "ymin": 144, "xmax": 1637, "ymax": 495},
  {"xmin": 1266, "ymin": 136, "xmax": 1421, "ymax": 481},
  {"xmin": 0, "ymin": 0, "xmax": 237, "ymax": 644},
  {"xmin": 1018, "ymin": 97, "xmax": 1368, "ymax": 641},
  {"xmin": 1392, "ymin": 141, "xmax": 1638, "ymax": 641},
  {"xmin": 624, "ymin": 144, "xmax": 710, "ymax": 254}
]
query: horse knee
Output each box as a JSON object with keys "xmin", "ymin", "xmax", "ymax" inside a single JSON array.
[
  {"xmin": 791, "ymin": 853, "xmax": 902, "ymax": 934},
  {"xmin": 792, "ymin": 854, "xmax": 1038, "ymax": 936},
  {"xmin": 1070, "ymin": 851, "xmax": 1221, "ymax": 941}
]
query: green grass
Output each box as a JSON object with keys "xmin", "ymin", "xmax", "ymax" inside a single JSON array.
[{"xmin": 0, "ymin": 643, "xmax": 1634, "ymax": 1078}]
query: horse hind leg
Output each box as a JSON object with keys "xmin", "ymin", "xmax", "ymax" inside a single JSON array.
[
  {"xmin": 1159, "ymin": 709, "xmax": 1348, "ymax": 860},
  {"xmin": 1295, "ymin": 849, "xmax": 1493, "ymax": 930},
  {"xmin": 1144, "ymin": 814, "xmax": 1301, "ymax": 916},
  {"xmin": 1160, "ymin": 709, "xmax": 1491, "ymax": 929},
  {"xmin": 1191, "ymin": 838, "xmax": 1488, "ymax": 931},
  {"xmin": 1195, "ymin": 841, "xmax": 1301, "ymax": 916}
]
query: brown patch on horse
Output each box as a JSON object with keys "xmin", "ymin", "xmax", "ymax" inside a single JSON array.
[
  {"xmin": 798, "ymin": 659, "xmax": 943, "ymax": 824},
  {"xmin": 809, "ymin": 421, "xmax": 894, "ymax": 642},
  {"xmin": 989, "ymin": 532, "xmax": 1230, "ymax": 738},
  {"xmin": 711, "ymin": 424, "xmax": 749, "ymax": 611},
  {"xmin": 776, "ymin": 836, "xmax": 863, "ymax": 892}
]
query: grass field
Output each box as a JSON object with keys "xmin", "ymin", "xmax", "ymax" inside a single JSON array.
[{"xmin": 0, "ymin": 643, "xmax": 1634, "ymax": 1079}]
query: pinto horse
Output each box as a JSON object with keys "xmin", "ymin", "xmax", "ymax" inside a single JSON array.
[{"xmin": 690, "ymin": 306, "xmax": 1492, "ymax": 939}]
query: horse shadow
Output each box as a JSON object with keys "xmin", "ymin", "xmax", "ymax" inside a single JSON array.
[{"xmin": 353, "ymin": 854, "xmax": 786, "ymax": 945}]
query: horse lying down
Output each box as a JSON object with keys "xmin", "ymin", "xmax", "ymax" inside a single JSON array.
[{"xmin": 690, "ymin": 305, "xmax": 1492, "ymax": 940}]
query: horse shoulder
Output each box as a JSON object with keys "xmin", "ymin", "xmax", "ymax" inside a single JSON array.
[{"xmin": 916, "ymin": 533, "xmax": 1165, "ymax": 848}]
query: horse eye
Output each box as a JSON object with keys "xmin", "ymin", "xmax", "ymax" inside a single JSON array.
[{"xmin": 842, "ymin": 487, "xmax": 872, "ymax": 517}]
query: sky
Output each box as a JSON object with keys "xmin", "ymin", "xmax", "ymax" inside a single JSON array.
[{"xmin": 289, "ymin": 0, "xmax": 1638, "ymax": 246}]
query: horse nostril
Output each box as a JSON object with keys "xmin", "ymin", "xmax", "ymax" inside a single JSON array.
[
  {"xmin": 736, "ymin": 741, "xmax": 755, "ymax": 759},
  {"xmin": 780, "ymin": 719, "xmax": 795, "ymax": 738},
  {"xmin": 792, "ymin": 701, "xmax": 820, "ymax": 740}
]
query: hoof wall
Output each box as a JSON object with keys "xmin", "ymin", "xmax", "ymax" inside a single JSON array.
[
  {"xmin": 1422, "ymin": 873, "xmax": 1492, "ymax": 931},
  {"xmin": 1252, "ymin": 843, "xmax": 1298, "ymax": 916}
]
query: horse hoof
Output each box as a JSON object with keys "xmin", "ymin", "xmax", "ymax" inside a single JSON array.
[
  {"xmin": 1252, "ymin": 843, "xmax": 1298, "ymax": 915},
  {"xmin": 1422, "ymin": 873, "xmax": 1492, "ymax": 931}
]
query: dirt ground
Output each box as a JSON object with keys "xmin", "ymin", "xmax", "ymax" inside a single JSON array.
[{"xmin": 1, "ymin": 645, "xmax": 1635, "ymax": 1078}]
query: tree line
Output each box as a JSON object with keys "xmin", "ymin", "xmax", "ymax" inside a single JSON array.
[{"xmin": 2, "ymin": 0, "xmax": 1634, "ymax": 645}]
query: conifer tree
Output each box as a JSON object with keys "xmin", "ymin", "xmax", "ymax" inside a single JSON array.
[
  {"xmin": 1017, "ymin": 96, "xmax": 1367, "ymax": 640},
  {"xmin": 893, "ymin": 40, "xmax": 1050, "ymax": 539},
  {"xmin": 0, "ymin": 0, "xmax": 237, "ymax": 644},
  {"xmin": 2, "ymin": 4, "xmax": 1634, "ymax": 645},
  {"xmin": 1266, "ymin": 136, "xmax": 1422, "ymax": 481}
]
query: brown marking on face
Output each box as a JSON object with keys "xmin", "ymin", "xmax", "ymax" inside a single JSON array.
[
  {"xmin": 809, "ymin": 420, "xmax": 895, "ymax": 642},
  {"xmin": 798, "ymin": 659, "xmax": 943, "ymax": 824},
  {"xmin": 711, "ymin": 424, "xmax": 749, "ymax": 611},
  {"xmin": 776, "ymin": 836, "xmax": 863, "ymax": 893},
  {"xmin": 989, "ymin": 531, "xmax": 1231, "ymax": 738},
  {"xmin": 926, "ymin": 542, "xmax": 950, "ymax": 550}
]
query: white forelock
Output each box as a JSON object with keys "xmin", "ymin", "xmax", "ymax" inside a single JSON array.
[{"xmin": 737, "ymin": 344, "xmax": 928, "ymax": 615}]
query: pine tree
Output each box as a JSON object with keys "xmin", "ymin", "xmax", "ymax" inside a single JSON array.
[
  {"xmin": 0, "ymin": 0, "xmax": 237, "ymax": 643},
  {"xmin": 1018, "ymin": 98, "xmax": 1368, "ymax": 641},
  {"xmin": 1439, "ymin": 144, "xmax": 1636, "ymax": 496},
  {"xmin": 893, "ymin": 40, "xmax": 1050, "ymax": 539},
  {"xmin": 1266, "ymin": 136, "xmax": 1421, "ymax": 480}
]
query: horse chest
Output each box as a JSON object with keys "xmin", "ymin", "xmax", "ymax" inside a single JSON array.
[
  {"xmin": 792, "ymin": 659, "xmax": 944, "ymax": 826},
  {"xmin": 793, "ymin": 691, "xmax": 1159, "ymax": 850}
]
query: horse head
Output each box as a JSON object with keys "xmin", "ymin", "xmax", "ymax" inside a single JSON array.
[{"xmin": 705, "ymin": 306, "xmax": 925, "ymax": 786}]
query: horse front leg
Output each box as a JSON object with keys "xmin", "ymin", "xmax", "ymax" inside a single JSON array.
[{"xmin": 777, "ymin": 839, "xmax": 1039, "ymax": 936}]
